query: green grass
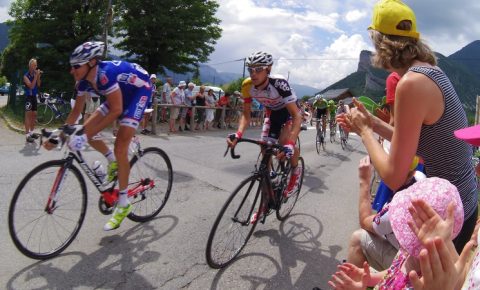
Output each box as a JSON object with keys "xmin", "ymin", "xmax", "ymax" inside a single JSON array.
[{"xmin": 0, "ymin": 104, "xmax": 25, "ymax": 129}]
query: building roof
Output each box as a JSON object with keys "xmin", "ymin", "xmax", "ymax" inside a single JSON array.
[{"xmin": 318, "ymin": 88, "xmax": 351, "ymax": 100}]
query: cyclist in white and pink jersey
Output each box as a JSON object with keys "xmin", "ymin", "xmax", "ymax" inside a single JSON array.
[{"xmin": 227, "ymin": 51, "xmax": 303, "ymax": 222}]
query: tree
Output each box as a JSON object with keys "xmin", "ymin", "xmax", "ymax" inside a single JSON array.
[
  {"xmin": 2, "ymin": 0, "xmax": 108, "ymax": 94},
  {"xmin": 224, "ymin": 77, "xmax": 245, "ymax": 94},
  {"xmin": 114, "ymin": 0, "xmax": 222, "ymax": 75}
]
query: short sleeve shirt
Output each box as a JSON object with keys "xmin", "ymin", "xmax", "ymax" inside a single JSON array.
[
  {"xmin": 163, "ymin": 83, "xmax": 172, "ymax": 103},
  {"xmin": 386, "ymin": 72, "xmax": 400, "ymax": 105},
  {"xmin": 171, "ymin": 87, "xmax": 185, "ymax": 105}
]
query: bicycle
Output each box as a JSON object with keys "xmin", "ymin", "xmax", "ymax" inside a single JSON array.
[
  {"xmin": 315, "ymin": 118, "xmax": 326, "ymax": 154},
  {"xmin": 8, "ymin": 126, "xmax": 173, "ymax": 260},
  {"xmin": 205, "ymin": 137, "xmax": 305, "ymax": 268},
  {"xmin": 36, "ymin": 93, "xmax": 70, "ymax": 126}
]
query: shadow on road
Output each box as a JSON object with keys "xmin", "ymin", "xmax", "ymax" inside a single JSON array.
[
  {"xmin": 6, "ymin": 215, "xmax": 179, "ymax": 290},
  {"xmin": 209, "ymin": 213, "xmax": 341, "ymax": 290}
]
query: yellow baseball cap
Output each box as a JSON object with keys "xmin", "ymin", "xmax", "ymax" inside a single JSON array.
[{"xmin": 368, "ymin": 0, "xmax": 420, "ymax": 39}]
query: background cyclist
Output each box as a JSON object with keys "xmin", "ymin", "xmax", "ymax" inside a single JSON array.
[
  {"xmin": 327, "ymin": 100, "xmax": 337, "ymax": 134},
  {"xmin": 313, "ymin": 94, "xmax": 329, "ymax": 142},
  {"xmin": 226, "ymin": 51, "xmax": 302, "ymax": 220},
  {"xmin": 45, "ymin": 41, "xmax": 152, "ymax": 231}
]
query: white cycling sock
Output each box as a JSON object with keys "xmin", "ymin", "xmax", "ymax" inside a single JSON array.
[
  {"xmin": 117, "ymin": 190, "xmax": 130, "ymax": 207},
  {"xmin": 104, "ymin": 150, "xmax": 116, "ymax": 163}
]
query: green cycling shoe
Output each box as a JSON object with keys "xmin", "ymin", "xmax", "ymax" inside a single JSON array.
[{"xmin": 103, "ymin": 203, "xmax": 132, "ymax": 231}]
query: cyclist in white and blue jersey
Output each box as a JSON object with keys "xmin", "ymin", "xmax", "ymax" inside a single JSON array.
[{"xmin": 47, "ymin": 41, "xmax": 152, "ymax": 231}]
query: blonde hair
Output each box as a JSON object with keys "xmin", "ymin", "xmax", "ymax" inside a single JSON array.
[
  {"xmin": 28, "ymin": 58, "xmax": 37, "ymax": 68},
  {"xmin": 369, "ymin": 22, "xmax": 436, "ymax": 69}
]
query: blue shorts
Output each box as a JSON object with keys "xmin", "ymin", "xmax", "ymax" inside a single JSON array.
[{"xmin": 98, "ymin": 86, "xmax": 152, "ymax": 129}]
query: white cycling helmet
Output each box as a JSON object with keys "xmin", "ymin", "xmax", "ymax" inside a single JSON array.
[
  {"xmin": 70, "ymin": 41, "xmax": 105, "ymax": 66},
  {"xmin": 245, "ymin": 51, "xmax": 273, "ymax": 67}
]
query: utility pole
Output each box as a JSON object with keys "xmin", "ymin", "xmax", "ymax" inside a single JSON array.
[
  {"xmin": 242, "ymin": 58, "xmax": 246, "ymax": 79},
  {"xmin": 103, "ymin": 0, "xmax": 113, "ymax": 57}
]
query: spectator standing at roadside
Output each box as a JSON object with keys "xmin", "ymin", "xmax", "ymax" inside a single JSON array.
[
  {"xmin": 194, "ymin": 85, "xmax": 206, "ymax": 130},
  {"xmin": 216, "ymin": 92, "xmax": 230, "ymax": 129},
  {"xmin": 181, "ymin": 82, "xmax": 195, "ymax": 131},
  {"xmin": 161, "ymin": 77, "xmax": 173, "ymax": 122},
  {"xmin": 23, "ymin": 58, "xmax": 42, "ymax": 143},
  {"xmin": 339, "ymin": 0, "xmax": 478, "ymax": 253},
  {"xmin": 205, "ymin": 88, "xmax": 216, "ymax": 130},
  {"xmin": 140, "ymin": 74, "xmax": 157, "ymax": 134},
  {"xmin": 169, "ymin": 80, "xmax": 186, "ymax": 133}
]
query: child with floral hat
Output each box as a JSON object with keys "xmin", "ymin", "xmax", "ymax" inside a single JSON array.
[{"xmin": 329, "ymin": 177, "xmax": 465, "ymax": 289}]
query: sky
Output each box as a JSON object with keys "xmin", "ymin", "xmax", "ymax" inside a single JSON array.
[{"xmin": 0, "ymin": 0, "xmax": 479, "ymax": 90}]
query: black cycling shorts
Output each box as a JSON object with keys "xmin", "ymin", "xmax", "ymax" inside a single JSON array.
[
  {"xmin": 316, "ymin": 108, "xmax": 327, "ymax": 119},
  {"xmin": 25, "ymin": 95, "xmax": 37, "ymax": 111},
  {"xmin": 268, "ymin": 108, "xmax": 292, "ymax": 140}
]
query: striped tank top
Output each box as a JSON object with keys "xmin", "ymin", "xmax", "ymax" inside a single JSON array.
[{"xmin": 412, "ymin": 66, "xmax": 477, "ymax": 220}]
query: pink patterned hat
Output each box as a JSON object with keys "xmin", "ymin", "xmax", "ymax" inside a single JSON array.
[{"xmin": 389, "ymin": 177, "xmax": 464, "ymax": 257}]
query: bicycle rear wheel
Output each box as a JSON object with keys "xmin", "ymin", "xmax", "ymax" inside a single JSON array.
[
  {"xmin": 8, "ymin": 160, "xmax": 87, "ymax": 259},
  {"xmin": 315, "ymin": 130, "xmax": 321, "ymax": 154},
  {"xmin": 330, "ymin": 124, "xmax": 336, "ymax": 143},
  {"xmin": 276, "ymin": 157, "xmax": 304, "ymax": 220},
  {"xmin": 36, "ymin": 103, "xmax": 54, "ymax": 126},
  {"xmin": 127, "ymin": 147, "xmax": 173, "ymax": 222},
  {"xmin": 206, "ymin": 175, "xmax": 263, "ymax": 268}
]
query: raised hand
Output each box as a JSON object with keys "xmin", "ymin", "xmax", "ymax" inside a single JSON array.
[
  {"xmin": 407, "ymin": 199, "xmax": 455, "ymax": 245},
  {"xmin": 328, "ymin": 261, "xmax": 371, "ymax": 290},
  {"xmin": 409, "ymin": 237, "xmax": 473, "ymax": 290}
]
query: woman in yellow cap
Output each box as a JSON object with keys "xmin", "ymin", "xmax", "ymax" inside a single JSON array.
[{"xmin": 338, "ymin": 0, "xmax": 477, "ymax": 253}]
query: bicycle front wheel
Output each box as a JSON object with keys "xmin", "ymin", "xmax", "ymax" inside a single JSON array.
[
  {"xmin": 36, "ymin": 103, "xmax": 54, "ymax": 126},
  {"xmin": 127, "ymin": 147, "xmax": 173, "ymax": 222},
  {"xmin": 206, "ymin": 175, "xmax": 263, "ymax": 268},
  {"xmin": 276, "ymin": 156, "xmax": 304, "ymax": 220},
  {"xmin": 8, "ymin": 160, "xmax": 87, "ymax": 260}
]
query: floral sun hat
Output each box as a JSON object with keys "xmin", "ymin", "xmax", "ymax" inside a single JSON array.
[{"xmin": 389, "ymin": 177, "xmax": 464, "ymax": 257}]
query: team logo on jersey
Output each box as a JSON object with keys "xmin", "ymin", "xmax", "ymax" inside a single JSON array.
[
  {"xmin": 274, "ymin": 79, "xmax": 291, "ymax": 92},
  {"xmin": 99, "ymin": 72, "xmax": 109, "ymax": 86},
  {"xmin": 134, "ymin": 95, "xmax": 148, "ymax": 119}
]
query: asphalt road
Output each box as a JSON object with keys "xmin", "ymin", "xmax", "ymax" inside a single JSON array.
[{"xmin": 0, "ymin": 107, "xmax": 368, "ymax": 289}]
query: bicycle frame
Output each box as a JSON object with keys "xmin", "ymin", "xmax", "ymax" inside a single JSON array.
[{"xmin": 43, "ymin": 131, "xmax": 152, "ymax": 212}]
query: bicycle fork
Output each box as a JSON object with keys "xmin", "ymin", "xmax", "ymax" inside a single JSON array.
[
  {"xmin": 232, "ymin": 177, "xmax": 262, "ymax": 226},
  {"xmin": 45, "ymin": 165, "xmax": 70, "ymax": 214}
]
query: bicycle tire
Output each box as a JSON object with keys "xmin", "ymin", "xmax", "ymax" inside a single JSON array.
[
  {"xmin": 206, "ymin": 174, "xmax": 263, "ymax": 268},
  {"xmin": 340, "ymin": 129, "xmax": 346, "ymax": 150},
  {"xmin": 321, "ymin": 132, "xmax": 326, "ymax": 151},
  {"xmin": 8, "ymin": 160, "xmax": 87, "ymax": 260},
  {"xmin": 315, "ymin": 130, "xmax": 321, "ymax": 154},
  {"xmin": 296, "ymin": 136, "xmax": 301, "ymax": 154},
  {"xmin": 127, "ymin": 147, "xmax": 173, "ymax": 222},
  {"xmin": 276, "ymin": 156, "xmax": 304, "ymax": 220},
  {"xmin": 330, "ymin": 124, "xmax": 336, "ymax": 143},
  {"xmin": 36, "ymin": 103, "xmax": 54, "ymax": 126},
  {"xmin": 370, "ymin": 169, "xmax": 381, "ymax": 202}
]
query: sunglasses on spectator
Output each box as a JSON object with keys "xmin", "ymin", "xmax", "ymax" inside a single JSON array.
[{"xmin": 247, "ymin": 66, "xmax": 268, "ymax": 74}]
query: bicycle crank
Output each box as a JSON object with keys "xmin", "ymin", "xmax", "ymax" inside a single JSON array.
[{"xmin": 98, "ymin": 197, "xmax": 114, "ymax": 215}]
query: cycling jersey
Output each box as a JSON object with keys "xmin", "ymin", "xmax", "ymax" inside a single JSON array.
[
  {"xmin": 77, "ymin": 60, "xmax": 152, "ymax": 129},
  {"xmin": 23, "ymin": 71, "xmax": 38, "ymax": 97},
  {"xmin": 241, "ymin": 75, "xmax": 297, "ymax": 111},
  {"xmin": 313, "ymin": 98, "xmax": 328, "ymax": 110}
]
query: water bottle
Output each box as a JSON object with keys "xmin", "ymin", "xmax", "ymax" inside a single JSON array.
[{"xmin": 92, "ymin": 160, "xmax": 106, "ymax": 183}]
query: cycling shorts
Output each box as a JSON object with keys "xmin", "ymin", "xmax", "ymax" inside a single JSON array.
[
  {"xmin": 316, "ymin": 108, "xmax": 327, "ymax": 119},
  {"xmin": 25, "ymin": 95, "xmax": 37, "ymax": 111},
  {"xmin": 98, "ymin": 86, "xmax": 152, "ymax": 129}
]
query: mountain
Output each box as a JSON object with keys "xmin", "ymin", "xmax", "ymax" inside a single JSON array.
[{"xmin": 318, "ymin": 44, "xmax": 480, "ymax": 113}]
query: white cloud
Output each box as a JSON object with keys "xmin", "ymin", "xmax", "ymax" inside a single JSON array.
[
  {"xmin": 0, "ymin": 6, "xmax": 10, "ymax": 22},
  {"xmin": 344, "ymin": 10, "xmax": 367, "ymax": 23}
]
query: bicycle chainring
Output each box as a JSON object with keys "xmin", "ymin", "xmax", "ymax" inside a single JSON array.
[{"xmin": 98, "ymin": 197, "xmax": 114, "ymax": 215}]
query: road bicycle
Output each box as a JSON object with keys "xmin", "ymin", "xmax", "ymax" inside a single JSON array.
[
  {"xmin": 205, "ymin": 137, "xmax": 305, "ymax": 268},
  {"xmin": 36, "ymin": 93, "xmax": 70, "ymax": 126},
  {"xmin": 8, "ymin": 126, "xmax": 173, "ymax": 260},
  {"xmin": 315, "ymin": 119, "xmax": 326, "ymax": 154}
]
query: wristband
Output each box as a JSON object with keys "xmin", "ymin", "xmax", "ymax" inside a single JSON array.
[
  {"xmin": 236, "ymin": 131, "xmax": 243, "ymax": 139},
  {"xmin": 285, "ymin": 139, "xmax": 295, "ymax": 146}
]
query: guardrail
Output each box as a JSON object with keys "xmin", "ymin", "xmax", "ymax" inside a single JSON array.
[{"xmin": 150, "ymin": 101, "xmax": 264, "ymax": 134}]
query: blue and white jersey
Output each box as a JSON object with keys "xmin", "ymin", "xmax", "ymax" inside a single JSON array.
[{"xmin": 77, "ymin": 60, "xmax": 151, "ymax": 104}]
